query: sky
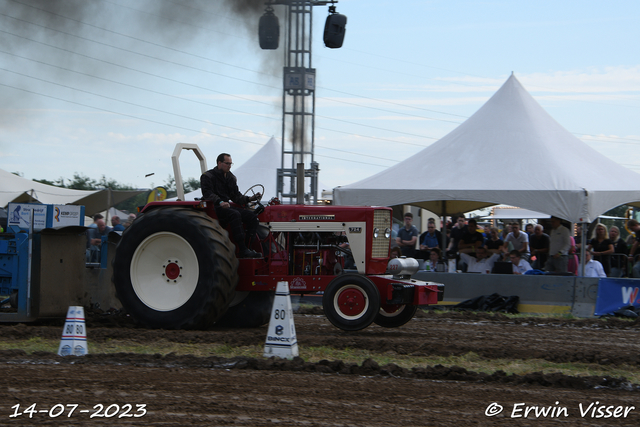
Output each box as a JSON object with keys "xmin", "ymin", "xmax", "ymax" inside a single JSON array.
[{"xmin": 1, "ymin": 0, "xmax": 639, "ymax": 199}]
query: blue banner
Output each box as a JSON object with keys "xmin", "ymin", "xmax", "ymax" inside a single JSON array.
[{"xmin": 594, "ymin": 278, "xmax": 640, "ymax": 316}]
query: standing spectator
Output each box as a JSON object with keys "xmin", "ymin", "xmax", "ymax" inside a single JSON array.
[
  {"xmin": 609, "ymin": 226, "xmax": 628, "ymax": 277},
  {"xmin": 484, "ymin": 227, "xmax": 504, "ymax": 255},
  {"xmin": 86, "ymin": 219, "xmax": 111, "ymax": 263},
  {"xmin": 502, "ymin": 222, "xmax": 530, "ymax": 260},
  {"xmin": 627, "ymin": 219, "xmax": 640, "ymax": 278},
  {"xmin": 609, "ymin": 225, "xmax": 629, "ymax": 277},
  {"xmin": 459, "ymin": 246, "xmax": 500, "ymax": 274},
  {"xmin": 111, "ymin": 215, "xmax": 125, "ymax": 232},
  {"xmin": 89, "ymin": 213, "xmax": 103, "ymax": 229},
  {"xmin": 395, "ymin": 212, "xmax": 419, "ymax": 257},
  {"xmin": 581, "ymin": 250, "xmax": 606, "ymax": 278},
  {"xmin": 124, "ymin": 213, "xmax": 137, "ymax": 229},
  {"xmin": 510, "ymin": 250, "xmax": 533, "ymax": 275},
  {"xmin": 529, "ymin": 224, "xmax": 550, "ymax": 269},
  {"xmin": 482, "ymin": 224, "xmax": 491, "ymax": 240},
  {"xmin": 525, "ymin": 223, "xmax": 534, "ymax": 237},
  {"xmin": 446, "ymin": 215, "xmax": 467, "ymax": 256},
  {"xmin": 545, "ymin": 216, "xmax": 571, "ymax": 273},
  {"xmin": 458, "ymin": 218, "xmax": 484, "ymax": 255},
  {"xmin": 567, "ymin": 235, "xmax": 579, "ymax": 276},
  {"xmin": 574, "ymin": 224, "xmax": 583, "ymax": 253},
  {"xmin": 501, "ymin": 223, "xmax": 512, "ymax": 242},
  {"xmin": 587, "ymin": 223, "xmax": 614, "ymax": 276}
]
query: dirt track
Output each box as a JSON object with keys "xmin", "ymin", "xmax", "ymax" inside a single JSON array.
[{"xmin": 2, "ymin": 310, "xmax": 640, "ymax": 426}]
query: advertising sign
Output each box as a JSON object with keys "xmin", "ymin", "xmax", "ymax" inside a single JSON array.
[
  {"xmin": 50, "ymin": 205, "xmax": 85, "ymax": 228},
  {"xmin": 594, "ymin": 278, "xmax": 640, "ymax": 315},
  {"xmin": 7, "ymin": 203, "xmax": 48, "ymax": 232}
]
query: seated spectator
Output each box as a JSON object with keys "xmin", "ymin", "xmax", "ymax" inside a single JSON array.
[
  {"xmin": 529, "ymin": 224, "xmax": 550, "ymax": 269},
  {"xmin": 86, "ymin": 219, "xmax": 111, "ymax": 263},
  {"xmin": 509, "ymin": 250, "xmax": 532, "ymax": 275},
  {"xmin": 587, "ymin": 223, "xmax": 614, "ymax": 276},
  {"xmin": 581, "ymin": 250, "xmax": 606, "ymax": 278},
  {"xmin": 111, "ymin": 215, "xmax": 125, "ymax": 232},
  {"xmin": 424, "ymin": 248, "xmax": 447, "ymax": 272},
  {"xmin": 395, "ymin": 212, "xmax": 419, "ymax": 257},
  {"xmin": 484, "ymin": 227, "xmax": 504, "ymax": 254},
  {"xmin": 458, "ymin": 218, "xmax": 484, "ymax": 255},
  {"xmin": 459, "ymin": 246, "xmax": 500, "ymax": 274},
  {"xmin": 502, "ymin": 222, "xmax": 530, "ymax": 260},
  {"xmin": 609, "ymin": 226, "xmax": 628, "ymax": 277},
  {"xmin": 419, "ymin": 222, "xmax": 443, "ymax": 254},
  {"xmin": 390, "ymin": 246, "xmax": 402, "ymax": 259}
]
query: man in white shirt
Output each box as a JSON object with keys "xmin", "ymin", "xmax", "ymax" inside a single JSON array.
[
  {"xmin": 582, "ymin": 250, "xmax": 606, "ymax": 278},
  {"xmin": 502, "ymin": 223, "xmax": 530, "ymax": 260},
  {"xmin": 459, "ymin": 247, "xmax": 500, "ymax": 274},
  {"xmin": 509, "ymin": 250, "xmax": 533, "ymax": 275}
]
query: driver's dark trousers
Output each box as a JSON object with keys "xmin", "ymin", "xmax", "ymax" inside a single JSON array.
[{"xmin": 215, "ymin": 206, "xmax": 259, "ymax": 251}]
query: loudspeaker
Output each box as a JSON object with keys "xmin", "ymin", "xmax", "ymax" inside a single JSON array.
[
  {"xmin": 259, "ymin": 9, "xmax": 280, "ymax": 50},
  {"xmin": 323, "ymin": 13, "xmax": 346, "ymax": 48}
]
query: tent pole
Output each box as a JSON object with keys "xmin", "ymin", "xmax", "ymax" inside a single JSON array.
[
  {"xmin": 441, "ymin": 201, "xmax": 447, "ymax": 260},
  {"xmin": 579, "ymin": 222, "xmax": 588, "ymax": 277}
]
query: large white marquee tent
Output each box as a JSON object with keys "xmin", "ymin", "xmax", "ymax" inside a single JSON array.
[{"xmin": 334, "ymin": 74, "xmax": 640, "ymax": 224}]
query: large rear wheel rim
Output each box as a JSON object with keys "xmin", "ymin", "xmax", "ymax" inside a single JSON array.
[
  {"xmin": 130, "ymin": 232, "xmax": 199, "ymax": 311},
  {"xmin": 333, "ymin": 284, "xmax": 370, "ymax": 320}
]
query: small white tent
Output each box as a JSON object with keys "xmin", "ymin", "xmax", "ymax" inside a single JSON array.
[
  {"xmin": 334, "ymin": 74, "xmax": 640, "ymax": 223},
  {"xmin": 0, "ymin": 169, "xmax": 144, "ymax": 216},
  {"xmin": 176, "ymin": 136, "xmax": 328, "ymax": 202}
]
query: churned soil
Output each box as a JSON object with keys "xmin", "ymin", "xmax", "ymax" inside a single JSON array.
[{"xmin": 1, "ymin": 310, "xmax": 640, "ymax": 426}]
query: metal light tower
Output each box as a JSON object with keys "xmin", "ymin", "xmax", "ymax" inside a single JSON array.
[{"xmin": 260, "ymin": 1, "xmax": 346, "ymax": 204}]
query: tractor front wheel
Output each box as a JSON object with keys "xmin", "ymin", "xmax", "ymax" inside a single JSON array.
[
  {"xmin": 374, "ymin": 304, "xmax": 417, "ymax": 328},
  {"xmin": 322, "ymin": 274, "xmax": 380, "ymax": 331},
  {"xmin": 112, "ymin": 207, "xmax": 238, "ymax": 329}
]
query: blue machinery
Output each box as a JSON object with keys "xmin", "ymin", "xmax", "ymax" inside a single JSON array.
[
  {"xmin": 0, "ymin": 203, "xmax": 87, "ymax": 322},
  {"xmin": 0, "ymin": 231, "xmax": 31, "ymax": 321}
]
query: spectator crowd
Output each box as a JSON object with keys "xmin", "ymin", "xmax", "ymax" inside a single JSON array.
[{"xmin": 395, "ymin": 212, "xmax": 640, "ymax": 279}]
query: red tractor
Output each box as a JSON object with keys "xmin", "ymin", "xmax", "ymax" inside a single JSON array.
[{"xmin": 112, "ymin": 145, "xmax": 443, "ymax": 331}]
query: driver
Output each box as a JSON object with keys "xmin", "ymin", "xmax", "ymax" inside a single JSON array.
[{"xmin": 200, "ymin": 153, "xmax": 262, "ymax": 258}]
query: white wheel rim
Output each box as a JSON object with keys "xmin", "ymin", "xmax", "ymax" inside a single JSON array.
[
  {"xmin": 333, "ymin": 284, "xmax": 370, "ymax": 321},
  {"xmin": 130, "ymin": 232, "xmax": 199, "ymax": 311}
]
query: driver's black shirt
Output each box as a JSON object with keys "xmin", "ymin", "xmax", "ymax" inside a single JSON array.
[{"xmin": 200, "ymin": 166, "xmax": 249, "ymax": 206}]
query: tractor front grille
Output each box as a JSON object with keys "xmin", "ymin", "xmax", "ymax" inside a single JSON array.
[{"xmin": 372, "ymin": 209, "xmax": 391, "ymax": 258}]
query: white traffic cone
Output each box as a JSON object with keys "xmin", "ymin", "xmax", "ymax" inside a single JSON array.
[
  {"xmin": 58, "ymin": 306, "xmax": 88, "ymax": 356},
  {"xmin": 263, "ymin": 281, "xmax": 298, "ymax": 359}
]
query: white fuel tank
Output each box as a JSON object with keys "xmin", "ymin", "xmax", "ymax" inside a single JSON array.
[{"xmin": 386, "ymin": 257, "xmax": 419, "ymax": 277}]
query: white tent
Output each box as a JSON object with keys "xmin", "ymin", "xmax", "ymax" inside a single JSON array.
[
  {"xmin": 0, "ymin": 168, "xmax": 144, "ymax": 216},
  {"xmin": 334, "ymin": 74, "xmax": 640, "ymax": 223}
]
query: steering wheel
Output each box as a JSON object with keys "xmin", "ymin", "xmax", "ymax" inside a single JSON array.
[{"xmin": 243, "ymin": 184, "xmax": 265, "ymax": 213}]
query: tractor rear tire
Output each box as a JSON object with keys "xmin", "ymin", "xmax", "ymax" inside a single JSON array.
[
  {"xmin": 112, "ymin": 207, "xmax": 238, "ymax": 329},
  {"xmin": 322, "ymin": 274, "xmax": 380, "ymax": 331},
  {"xmin": 215, "ymin": 291, "xmax": 275, "ymax": 328},
  {"xmin": 373, "ymin": 304, "xmax": 417, "ymax": 328}
]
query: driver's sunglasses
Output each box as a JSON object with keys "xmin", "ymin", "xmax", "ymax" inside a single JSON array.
[{"xmin": 223, "ymin": 162, "xmax": 233, "ymax": 166}]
